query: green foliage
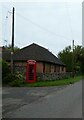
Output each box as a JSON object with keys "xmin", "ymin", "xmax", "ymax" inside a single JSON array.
[
  {"xmin": 0, "ymin": 59, "xmax": 2, "ymax": 66},
  {"xmin": 2, "ymin": 60, "xmax": 10, "ymax": 75},
  {"xmin": 9, "ymin": 78, "xmax": 25, "ymax": 87},
  {"xmin": 9, "ymin": 72, "xmax": 25, "ymax": 87},
  {"xmin": 2, "ymin": 68, "xmax": 25, "ymax": 86},
  {"xmin": 14, "ymin": 72, "xmax": 25, "ymax": 85},
  {"xmin": 2, "ymin": 60, "xmax": 25, "ymax": 86},
  {"xmin": 2, "ymin": 60, "xmax": 11, "ymax": 83},
  {"xmin": 78, "ymin": 47, "xmax": 84, "ymax": 74},
  {"xmin": 4, "ymin": 44, "xmax": 20, "ymax": 52},
  {"xmin": 58, "ymin": 45, "xmax": 84, "ymax": 74},
  {"xmin": 3, "ymin": 74, "xmax": 16, "ymax": 84},
  {"xmin": 58, "ymin": 46, "xmax": 73, "ymax": 72}
]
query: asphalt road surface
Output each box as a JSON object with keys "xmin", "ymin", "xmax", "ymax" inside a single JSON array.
[{"xmin": 2, "ymin": 80, "xmax": 82, "ymax": 118}]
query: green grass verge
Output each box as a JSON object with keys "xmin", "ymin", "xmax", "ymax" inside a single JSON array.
[{"xmin": 21, "ymin": 76, "xmax": 82, "ymax": 87}]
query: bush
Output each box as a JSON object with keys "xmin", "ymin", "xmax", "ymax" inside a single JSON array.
[
  {"xmin": 2, "ymin": 61, "xmax": 25, "ymax": 86},
  {"xmin": 2, "ymin": 60, "xmax": 10, "ymax": 76},
  {"xmin": 2, "ymin": 70, "xmax": 25, "ymax": 86},
  {"xmin": 2, "ymin": 60, "xmax": 11, "ymax": 84},
  {"xmin": 2, "ymin": 74, "xmax": 15, "ymax": 84},
  {"xmin": 9, "ymin": 79, "xmax": 25, "ymax": 87},
  {"xmin": 9, "ymin": 72, "xmax": 25, "ymax": 87}
]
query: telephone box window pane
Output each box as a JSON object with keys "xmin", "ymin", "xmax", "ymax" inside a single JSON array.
[{"xmin": 29, "ymin": 65, "xmax": 34, "ymax": 80}]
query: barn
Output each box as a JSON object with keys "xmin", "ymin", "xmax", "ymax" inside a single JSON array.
[{"xmin": 2, "ymin": 43, "xmax": 66, "ymax": 81}]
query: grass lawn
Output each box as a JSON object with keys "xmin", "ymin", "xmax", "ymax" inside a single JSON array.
[{"xmin": 21, "ymin": 76, "xmax": 82, "ymax": 87}]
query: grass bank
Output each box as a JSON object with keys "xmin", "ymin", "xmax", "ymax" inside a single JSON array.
[{"xmin": 22, "ymin": 76, "xmax": 82, "ymax": 87}]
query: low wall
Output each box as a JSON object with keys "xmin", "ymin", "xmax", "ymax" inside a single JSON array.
[{"xmin": 36, "ymin": 72, "xmax": 72, "ymax": 81}]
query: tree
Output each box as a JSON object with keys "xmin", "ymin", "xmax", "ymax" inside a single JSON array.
[
  {"xmin": 58, "ymin": 45, "xmax": 84, "ymax": 74},
  {"xmin": 73, "ymin": 45, "xmax": 82, "ymax": 72},
  {"xmin": 78, "ymin": 47, "xmax": 84, "ymax": 74},
  {"xmin": 2, "ymin": 60, "xmax": 11, "ymax": 84},
  {"xmin": 4, "ymin": 44, "xmax": 20, "ymax": 52},
  {"xmin": 58, "ymin": 46, "xmax": 73, "ymax": 72}
]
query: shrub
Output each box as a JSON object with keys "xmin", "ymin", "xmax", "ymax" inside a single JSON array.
[
  {"xmin": 2, "ymin": 60, "xmax": 10, "ymax": 76},
  {"xmin": 2, "ymin": 69, "xmax": 25, "ymax": 86},
  {"xmin": 2, "ymin": 61, "xmax": 25, "ymax": 86},
  {"xmin": 9, "ymin": 72, "xmax": 25, "ymax": 87},
  {"xmin": 2, "ymin": 60, "xmax": 11, "ymax": 84},
  {"xmin": 9, "ymin": 79, "xmax": 24, "ymax": 87}
]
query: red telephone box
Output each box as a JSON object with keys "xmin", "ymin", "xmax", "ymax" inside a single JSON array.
[{"xmin": 26, "ymin": 60, "xmax": 36, "ymax": 83}]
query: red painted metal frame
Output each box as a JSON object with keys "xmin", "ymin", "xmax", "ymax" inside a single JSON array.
[{"xmin": 26, "ymin": 60, "xmax": 36, "ymax": 83}]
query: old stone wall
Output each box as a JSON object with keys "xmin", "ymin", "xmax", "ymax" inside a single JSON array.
[{"xmin": 36, "ymin": 72, "xmax": 71, "ymax": 81}]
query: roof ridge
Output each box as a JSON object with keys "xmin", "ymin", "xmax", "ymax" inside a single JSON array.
[
  {"xmin": 18, "ymin": 43, "xmax": 48, "ymax": 52},
  {"xmin": 5, "ymin": 43, "xmax": 65, "ymax": 66}
]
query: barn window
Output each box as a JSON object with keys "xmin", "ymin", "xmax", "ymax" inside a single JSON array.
[
  {"xmin": 49, "ymin": 64, "xmax": 51, "ymax": 72},
  {"xmin": 43, "ymin": 63, "xmax": 45, "ymax": 73},
  {"xmin": 62, "ymin": 67, "xmax": 64, "ymax": 71},
  {"xmin": 57, "ymin": 66, "xmax": 60, "ymax": 72},
  {"xmin": 54, "ymin": 65, "xmax": 56, "ymax": 72}
]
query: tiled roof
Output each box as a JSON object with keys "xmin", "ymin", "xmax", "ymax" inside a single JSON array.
[{"xmin": 13, "ymin": 43, "xmax": 65, "ymax": 66}]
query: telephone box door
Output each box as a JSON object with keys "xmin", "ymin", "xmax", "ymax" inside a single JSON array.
[{"xmin": 26, "ymin": 60, "xmax": 36, "ymax": 83}]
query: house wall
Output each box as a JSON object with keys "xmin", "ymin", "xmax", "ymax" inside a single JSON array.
[
  {"xmin": 60, "ymin": 66, "xmax": 65, "ymax": 73},
  {"xmin": 64, "ymin": 67, "xmax": 66, "ymax": 73},
  {"xmin": 14, "ymin": 61, "xmax": 66, "ymax": 81},
  {"xmin": 36, "ymin": 62, "xmax": 43, "ymax": 73},
  {"xmin": 44, "ymin": 63, "xmax": 50, "ymax": 73},
  {"xmin": 14, "ymin": 61, "xmax": 66, "ymax": 74},
  {"xmin": 55, "ymin": 65, "xmax": 60, "ymax": 73},
  {"xmin": 42, "ymin": 63, "xmax": 66, "ymax": 74}
]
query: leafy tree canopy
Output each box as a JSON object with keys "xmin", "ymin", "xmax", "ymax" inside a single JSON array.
[
  {"xmin": 4, "ymin": 44, "xmax": 20, "ymax": 52},
  {"xmin": 58, "ymin": 45, "xmax": 84, "ymax": 74}
]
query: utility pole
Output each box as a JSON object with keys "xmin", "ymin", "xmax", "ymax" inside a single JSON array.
[
  {"xmin": 72, "ymin": 40, "xmax": 74, "ymax": 77},
  {"xmin": 11, "ymin": 7, "xmax": 15, "ymax": 74}
]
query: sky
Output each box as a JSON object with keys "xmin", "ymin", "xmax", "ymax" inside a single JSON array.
[
  {"xmin": 0, "ymin": 0, "xmax": 82, "ymax": 56},
  {"xmin": 83, "ymin": 1, "xmax": 84, "ymax": 47}
]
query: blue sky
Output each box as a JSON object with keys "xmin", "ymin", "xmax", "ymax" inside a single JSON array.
[{"xmin": 0, "ymin": 0, "xmax": 82, "ymax": 55}]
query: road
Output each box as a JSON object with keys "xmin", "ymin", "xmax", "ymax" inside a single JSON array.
[{"xmin": 2, "ymin": 80, "xmax": 82, "ymax": 118}]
